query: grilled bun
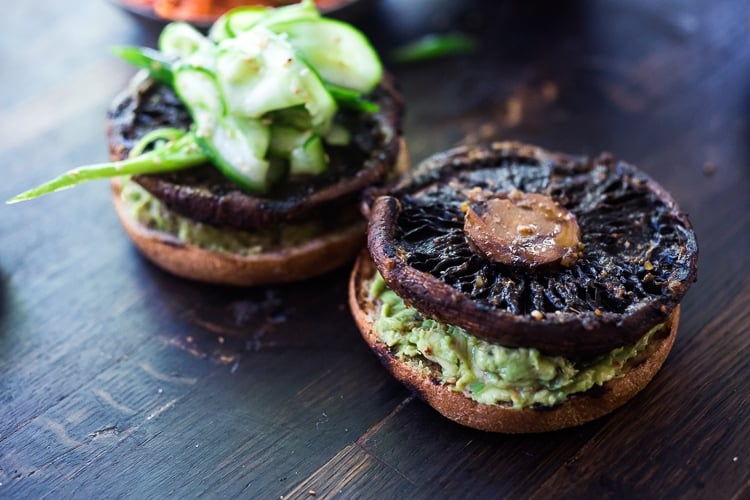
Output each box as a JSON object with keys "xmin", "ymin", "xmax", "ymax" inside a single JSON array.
[
  {"xmin": 349, "ymin": 253, "xmax": 679, "ymax": 433},
  {"xmin": 110, "ymin": 136, "xmax": 408, "ymax": 286},
  {"xmin": 112, "ymin": 179, "xmax": 372, "ymax": 286}
]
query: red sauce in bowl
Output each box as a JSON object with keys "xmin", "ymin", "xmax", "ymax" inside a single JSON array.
[{"xmin": 117, "ymin": 0, "xmax": 355, "ymax": 23}]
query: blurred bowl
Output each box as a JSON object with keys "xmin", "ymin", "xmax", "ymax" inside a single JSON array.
[{"xmin": 111, "ymin": 0, "xmax": 373, "ymax": 26}]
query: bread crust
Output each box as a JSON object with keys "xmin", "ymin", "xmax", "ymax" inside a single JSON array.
[
  {"xmin": 110, "ymin": 136, "xmax": 409, "ymax": 286},
  {"xmin": 112, "ymin": 180, "xmax": 367, "ymax": 286},
  {"xmin": 349, "ymin": 252, "xmax": 679, "ymax": 433}
]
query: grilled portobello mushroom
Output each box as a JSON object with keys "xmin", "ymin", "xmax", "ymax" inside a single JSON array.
[
  {"xmin": 366, "ymin": 142, "xmax": 697, "ymax": 357},
  {"xmin": 108, "ymin": 75, "xmax": 404, "ymax": 231}
]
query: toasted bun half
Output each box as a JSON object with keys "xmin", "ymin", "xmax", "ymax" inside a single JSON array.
[
  {"xmin": 111, "ymin": 139, "xmax": 409, "ymax": 286},
  {"xmin": 349, "ymin": 252, "xmax": 679, "ymax": 433},
  {"xmin": 112, "ymin": 179, "xmax": 368, "ymax": 286}
]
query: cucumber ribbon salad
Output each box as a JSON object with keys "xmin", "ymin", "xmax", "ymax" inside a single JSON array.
[{"xmin": 9, "ymin": 0, "xmax": 382, "ymax": 203}]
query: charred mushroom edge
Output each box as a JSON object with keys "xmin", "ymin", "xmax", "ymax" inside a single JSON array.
[{"xmin": 366, "ymin": 142, "xmax": 698, "ymax": 357}]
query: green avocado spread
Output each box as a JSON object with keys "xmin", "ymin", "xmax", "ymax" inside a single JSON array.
[
  {"xmin": 369, "ymin": 274, "xmax": 664, "ymax": 409},
  {"xmin": 120, "ymin": 179, "xmax": 357, "ymax": 255}
]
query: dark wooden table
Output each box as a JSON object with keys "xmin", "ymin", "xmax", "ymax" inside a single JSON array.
[{"xmin": 2, "ymin": 0, "xmax": 748, "ymax": 497}]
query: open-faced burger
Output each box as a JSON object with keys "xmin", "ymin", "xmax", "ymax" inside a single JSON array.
[
  {"xmin": 350, "ymin": 142, "xmax": 697, "ymax": 433},
  {"xmin": 11, "ymin": 0, "xmax": 405, "ymax": 286}
]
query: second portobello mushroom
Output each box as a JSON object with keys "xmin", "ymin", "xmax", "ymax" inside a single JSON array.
[{"xmin": 351, "ymin": 142, "xmax": 698, "ymax": 432}]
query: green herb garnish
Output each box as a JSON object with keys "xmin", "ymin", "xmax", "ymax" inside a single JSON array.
[{"xmin": 392, "ymin": 33, "xmax": 478, "ymax": 63}]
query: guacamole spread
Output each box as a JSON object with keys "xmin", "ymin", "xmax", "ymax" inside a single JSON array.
[
  {"xmin": 121, "ymin": 180, "xmax": 355, "ymax": 255},
  {"xmin": 369, "ymin": 274, "xmax": 663, "ymax": 409}
]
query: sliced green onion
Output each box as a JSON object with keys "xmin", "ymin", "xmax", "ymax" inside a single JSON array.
[
  {"xmin": 392, "ymin": 33, "xmax": 478, "ymax": 63},
  {"xmin": 111, "ymin": 46, "xmax": 174, "ymax": 85},
  {"xmin": 7, "ymin": 132, "xmax": 206, "ymax": 204},
  {"xmin": 325, "ymin": 84, "xmax": 379, "ymax": 113},
  {"xmin": 129, "ymin": 127, "xmax": 187, "ymax": 157}
]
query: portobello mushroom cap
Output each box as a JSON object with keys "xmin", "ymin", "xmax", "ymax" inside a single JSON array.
[
  {"xmin": 366, "ymin": 142, "xmax": 698, "ymax": 357},
  {"xmin": 106, "ymin": 74, "xmax": 404, "ymax": 231}
]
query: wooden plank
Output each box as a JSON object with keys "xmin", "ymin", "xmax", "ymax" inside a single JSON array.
[
  {"xmin": 282, "ymin": 444, "xmax": 416, "ymax": 499},
  {"xmin": 1, "ymin": 0, "xmax": 749, "ymax": 497},
  {"xmin": 354, "ymin": 396, "xmax": 607, "ymax": 497},
  {"xmin": 0, "ymin": 267, "xmax": 407, "ymax": 497},
  {"xmin": 532, "ymin": 285, "xmax": 750, "ymax": 498}
]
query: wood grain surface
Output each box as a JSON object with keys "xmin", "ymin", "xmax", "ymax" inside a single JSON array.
[{"xmin": 1, "ymin": 0, "xmax": 748, "ymax": 498}]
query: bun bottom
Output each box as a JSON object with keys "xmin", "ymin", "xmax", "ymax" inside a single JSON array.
[
  {"xmin": 349, "ymin": 253, "xmax": 679, "ymax": 433},
  {"xmin": 110, "ymin": 138, "xmax": 410, "ymax": 286},
  {"xmin": 112, "ymin": 180, "xmax": 367, "ymax": 286}
]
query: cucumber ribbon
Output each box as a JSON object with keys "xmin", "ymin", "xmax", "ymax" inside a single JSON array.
[{"xmin": 10, "ymin": 0, "xmax": 383, "ymax": 202}]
